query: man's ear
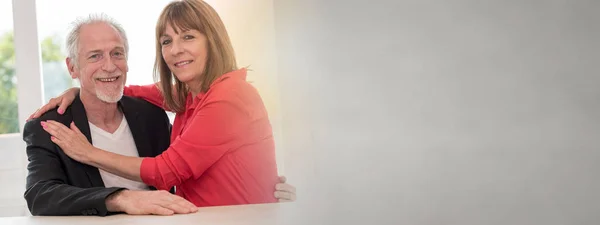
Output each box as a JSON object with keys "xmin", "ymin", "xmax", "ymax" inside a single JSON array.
[{"xmin": 66, "ymin": 57, "xmax": 77, "ymax": 79}]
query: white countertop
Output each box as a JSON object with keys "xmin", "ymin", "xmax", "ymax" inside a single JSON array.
[{"xmin": 0, "ymin": 203, "xmax": 295, "ymax": 225}]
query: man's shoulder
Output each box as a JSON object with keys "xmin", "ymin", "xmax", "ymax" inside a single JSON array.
[
  {"xmin": 120, "ymin": 96, "xmax": 167, "ymax": 118},
  {"xmin": 25, "ymin": 107, "xmax": 73, "ymax": 131},
  {"xmin": 23, "ymin": 106, "xmax": 74, "ymax": 143}
]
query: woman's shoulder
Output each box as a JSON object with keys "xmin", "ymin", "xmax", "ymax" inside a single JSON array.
[
  {"xmin": 207, "ymin": 69, "xmax": 261, "ymax": 99},
  {"xmin": 202, "ymin": 73, "xmax": 267, "ymax": 115}
]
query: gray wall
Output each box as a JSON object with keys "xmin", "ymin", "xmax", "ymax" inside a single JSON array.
[{"xmin": 274, "ymin": 0, "xmax": 600, "ymax": 224}]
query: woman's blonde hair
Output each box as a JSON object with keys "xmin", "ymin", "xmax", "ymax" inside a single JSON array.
[{"xmin": 154, "ymin": 0, "xmax": 237, "ymax": 112}]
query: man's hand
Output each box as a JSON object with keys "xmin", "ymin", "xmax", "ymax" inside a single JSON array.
[
  {"xmin": 275, "ymin": 176, "xmax": 297, "ymax": 202},
  {"xmin": 106, "ymin": 190, "xmax": 198, "ymax": 215}
]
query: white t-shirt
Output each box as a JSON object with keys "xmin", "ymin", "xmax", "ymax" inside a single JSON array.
[{"xmin": 89, "ymin": 117, "xmax": 148, "ymax": 191}]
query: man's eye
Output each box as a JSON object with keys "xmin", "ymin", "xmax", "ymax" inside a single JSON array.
[{"xmin": 89, "ymin": 54, "xmax": 99, "ymax": 59}]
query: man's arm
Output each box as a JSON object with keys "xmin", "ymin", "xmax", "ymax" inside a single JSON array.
[
  {"xmin": 25, "ymin": 142, "xmax": 196, "ymax": 216},
  {"xmin": 23, "ymin": 119, "xmax": 125, "ymax": 216}
]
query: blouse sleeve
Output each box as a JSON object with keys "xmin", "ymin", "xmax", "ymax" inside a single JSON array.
[{"xmin": 123, "ymin": 84, "xmax": 168, "ymax": 110}]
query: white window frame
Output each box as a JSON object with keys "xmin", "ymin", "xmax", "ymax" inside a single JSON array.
[
  {"xmin": 0, "ymin": 0, "xmax": 43, "ymax": 216},
  {"xmin": 13, "ymin": 0, "xmax": 44, "ymax": 129}
]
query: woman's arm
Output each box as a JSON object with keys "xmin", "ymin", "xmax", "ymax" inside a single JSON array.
[
  {"xmin": 139, "ymin": 82, "xmax": 268, "ymax": 190},
  {"xmin": 87, "ymin": 149, "xmax": 144, "ymax": 182},
  {"xmin": 28, "ymin": 83, "xmax": 168, "ymax": 120},
  {"xmin": 124, "ymin": 83, "xmax": 169, "ymax": 111},
  {"xmin": 41, "ymin": 121, "xmax": 145, "ymax": 182}
]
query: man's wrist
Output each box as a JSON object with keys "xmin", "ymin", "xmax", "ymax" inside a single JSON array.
[{"xmin": 106, "ymin": 189, "xmax": 128, "ymax": 212}]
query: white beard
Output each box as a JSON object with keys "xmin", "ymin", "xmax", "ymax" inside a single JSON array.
[{"xmin": 96, "ymin": 86, "xmax": 124, "ymax": 103}]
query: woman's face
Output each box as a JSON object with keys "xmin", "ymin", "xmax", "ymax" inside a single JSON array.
[{"xmin": 160, "ymin": 23, "xmax": 208, "ymax": 89}]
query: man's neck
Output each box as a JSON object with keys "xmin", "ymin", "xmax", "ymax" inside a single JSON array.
[{"xmin": 80, "ymin": 92, "xmax": 124, "ymax": 134}]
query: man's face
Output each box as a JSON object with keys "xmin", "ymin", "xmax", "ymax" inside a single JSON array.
[{"xmin": 67, "ymin": 22, "xmax": 128, "ymax": 103}]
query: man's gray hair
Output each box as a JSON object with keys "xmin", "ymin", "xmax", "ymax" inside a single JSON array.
[{"xmin": 65, "ymin": 13, "xmax": 129, "ymax": 68}]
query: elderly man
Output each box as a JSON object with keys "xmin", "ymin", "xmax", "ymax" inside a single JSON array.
[{"xmin": 23, "ymin": 14, "xmax": 295, "ymax": 216}]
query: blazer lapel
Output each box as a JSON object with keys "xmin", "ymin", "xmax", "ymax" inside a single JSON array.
[
  {"xmin": 70, "ymin": 96, "xmax": 105, "ymax": 187},
  {"xmin": 119, "ymin": 98, "xmax": 154, "ymax": 158}
]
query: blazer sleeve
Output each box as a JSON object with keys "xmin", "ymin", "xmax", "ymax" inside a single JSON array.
[{"xmin": 23, "ymin": 119, "xmax": 125, "ymax": 216}]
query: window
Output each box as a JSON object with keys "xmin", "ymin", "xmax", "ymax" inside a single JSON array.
[{"xmin": 0, "ymin": 0, "xmax": 18, "ymax": 135}]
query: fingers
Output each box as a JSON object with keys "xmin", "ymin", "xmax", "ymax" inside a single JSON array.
[
  {"xmin": 37, "ymin": 98, "xmax": 62, "ymax": 117},
  {"xmin": 29, "ymin": 103, "xmax": 58, "ymax": 121},
  {"xmin": 275, "ymin": 183, "xmax": 297, "ymax": 202},
  {"xmin": 27, "ymin": 88, "xmax": 79, "ymax": 120},
  {"xmin": 59, "ymin": 88, "xmax": 79, "ymax": 113},
  {"xmin": 120, "ymin": 191, "xmax": 198, "ymax": 216},
  {"xmin": 152, "ymin": 191, "xmax": 197, "ymax": 214},
  {"xmin": 154, "ymin": 196, "xmax": 191, "ymax": 214},
  {"xmin": 276, "ymin": 183, "xmax": 296, "ymax": 194},
  {"xmin": 172, "ymin": 195, "xmax": 199, "ymax": 213},
  {"xmin": 148, "ymin": 205, "xmax": 175, "ymax": 216},
  {"xmin": 41, "ymin": 121, "xmax": 61, "ymax": 138},
  {"xmin": 58, "ymin": 99, "xmax": 71, "ymax": 115},
  {"xmin": 274, "ymin": 190, "xmax": 296, "ymax": 202},
  {"xmin": 41, "ymin": 121, "xmax": 67, "ymax": 148},
  {"xmin": 42, "ymin": 121, "xmax": 79, "ymax": 150},
  {"xmin": 29, "ymin": 106, "xmax": 47, "ymax": 121},
  {"xmin": 164, "ymin": 194, "xmax": 198, "ymax": 213},
  {"xmin": 70, "ymin": 122, "xmax": 83, "ymax": 135},
  {"xmin": 158, "ymin": 201, "xmax": 190, "ymax": 214},
  {"xmin": 39, "ymin": 99, "xmax": 57, "ymax": 117},
  {"xmin": 27, "ymin": 108, "xmax": 40, "ymax": 121},
  {"xmin": 274, "ymin": 177, "xmax": 297, "ymax": 202},
  {"xmin": 41, "ymin": 121, "xmax": 72, "ymax": 139},
  {"xmin": 50, "ymin": 136, "xmax": 64, "ymax": 147}
]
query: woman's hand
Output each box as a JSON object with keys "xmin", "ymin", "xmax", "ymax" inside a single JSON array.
[
  {"xmin": 275, "ymin": 176, "xmax": 297, "ymax": 202},
  {"xmin": 28, "ymin": 87, "xmax": 80, "ymax": 121},
  {"xmin": 41, "ymin": 120, "xmax": 97, "ymax": 164}
]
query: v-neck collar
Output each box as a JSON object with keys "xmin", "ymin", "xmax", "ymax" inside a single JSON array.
[{"xmin": 88, "ymin": 116, "xmax": 127, "ymax": 140}]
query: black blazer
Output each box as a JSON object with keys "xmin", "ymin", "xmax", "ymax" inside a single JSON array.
[{"xmin": 23, "ymin": 95, "xmax": 172, "ymax": 216}]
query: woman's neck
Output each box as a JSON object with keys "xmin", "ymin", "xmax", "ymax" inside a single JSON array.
[{"xmin": 186, "ymin": 80, "xmax": 203, "ymax": 99}]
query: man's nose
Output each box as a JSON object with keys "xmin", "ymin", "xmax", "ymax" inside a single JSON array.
[{"xmin": 101, "ymin": 55, "xmax": 117, "ymax": 72}]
